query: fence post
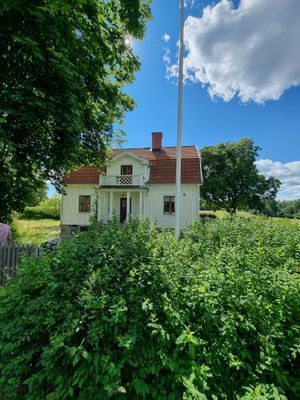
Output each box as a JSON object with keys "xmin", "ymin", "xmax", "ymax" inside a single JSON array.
[{"xmin": 0, "ymin": 243, "xmax": 41, "ymax": 286}]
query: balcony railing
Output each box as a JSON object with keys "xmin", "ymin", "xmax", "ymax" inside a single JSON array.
[{"xmin": 100, "ymin": 175, "xmax": 144, "ymax": 187}]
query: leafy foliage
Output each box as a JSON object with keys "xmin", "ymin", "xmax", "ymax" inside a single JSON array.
[
  {"xmin": 0, "ymin": 172, "xmax": 47, "ymax": 223},
  {"xmin": 200, "ymin": 139, "xmax": 281, "ymax": 214},
  {"xmin": 0, "ymin": 0, "xmax": 152, "ymax": 222},
  {"xmin": 238, "ymin": 384, "xmax": 288, "ymax": 400},
  {"xmin": 262, "ymin": 199, "xmax": 300, "ymax": 219},
  {"xmin": 0, "ymin": 218, "xmax": 299, "ymax": 399},
  {"xmin": 22, "ymin": 197, "xmax": 61, "ymax": 220},
  {"xmin": 27, "ymin": 184, "xmax": 48, "ymax": 207}
]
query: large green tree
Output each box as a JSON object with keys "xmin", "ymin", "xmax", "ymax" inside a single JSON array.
[
  {"xmin": 201, "ymin": 138, "xmax": 281, "ymax": 214},
  {"xmin": 0, "ymin": 0, "xmax": 151, "ymax": 222}
]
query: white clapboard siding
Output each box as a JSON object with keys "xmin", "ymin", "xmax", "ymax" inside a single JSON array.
[
  {"xmin": 144, "ymin": 184, "xmax": 200, "ymax": 228},
  {"xmin": 61, "ymin": 185, "xmax": 97, "ymax": 225},
  {"xmin": 61, "ymin": 183, "xmax": 200, "ymax": 228}
]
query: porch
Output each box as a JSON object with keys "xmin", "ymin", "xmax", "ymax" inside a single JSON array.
[{"xmin": 98, "ymin": 188, "xmax": 147, "ymax": 223}]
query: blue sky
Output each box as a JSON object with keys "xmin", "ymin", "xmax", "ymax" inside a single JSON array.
[
  {"xmin": 123, "ymin": 0, "xmax": 300, "ymax": 200},
  {"xmin": 125, "ymin": 1, "xmax": 299, "ymax": 160},
  {"xmin": 49, "ymin": 0, "xmax": 300, "ymax": 199}
]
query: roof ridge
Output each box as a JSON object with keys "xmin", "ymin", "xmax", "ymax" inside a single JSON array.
[{"xmin": 114, "ymin": 145, "xmax": 198, "ymax": 151}]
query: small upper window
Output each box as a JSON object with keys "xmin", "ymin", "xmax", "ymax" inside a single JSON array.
[
  {"xmin": 163, "ymin": 196, "xmax": 175, "ymax": 215},
  {"xmin": 120, "ymin": 165, "xmax": 133, "ymax": 175},
  {"xmin": 79, "ymin": 195, "xmax": 91, "ymax": 213}
]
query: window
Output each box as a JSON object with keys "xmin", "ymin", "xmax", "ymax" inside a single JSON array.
[
  {"xmin": 120, "ymin": 165, "xmax": 133, "ymax": 175},
  {"xmin": 163, "ymin": 196, "xmax": 175, "ymax": 215},
  {"xmin": 79, "ymin": 195, "xmax": 91, "ymax": 213},
  {"xmin": 119, "ymin": 165, "xmax": 133, "ymax": 184}
]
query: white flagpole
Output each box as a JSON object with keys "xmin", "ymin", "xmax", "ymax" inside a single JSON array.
[{"xmin": 175, "ymin": 0, "xmax": 184, "ymax": 239}]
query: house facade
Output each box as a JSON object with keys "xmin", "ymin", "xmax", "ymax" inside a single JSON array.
[{"xmin": 60, "ymin": 132, "xmax": 202, "ymax": 234}]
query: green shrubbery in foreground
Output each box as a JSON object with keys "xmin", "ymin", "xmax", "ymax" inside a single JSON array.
[{"xmin": 0, "ymin": 218, "xmax": 299, "ymax": 399}]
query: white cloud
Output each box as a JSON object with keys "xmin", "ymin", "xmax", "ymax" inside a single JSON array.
[
  {"xmin": 162, "ymin": 34, "xmax": 179, "ymax": 80},
  {"xmin": 168, "ymin": 0, "xmax": 300, "ymax": 103},
  {"xmin": 163, "ymin": 48, "xmax": 171, "ymax": 65},
  {"xmin": 256, "ymin": 159, "xmax": 300, "ymax": 200},
  {"xmin": 162, "ymin": 33, "xmax": 171, "ymax": 43},
  {"xmin": 184, "ymin": 0, "xmax": 197, "ymax": 8}
]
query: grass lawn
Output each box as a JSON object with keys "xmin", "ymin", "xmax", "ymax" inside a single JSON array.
[{"xmin": 13, "ymin": 219, "xmax": 60, "ymax": 245}]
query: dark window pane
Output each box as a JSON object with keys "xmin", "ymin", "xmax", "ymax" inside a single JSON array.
[
  {"xmin": 164, "ymin": 197, "xmax": 170, "ymax": 214},
  {"xmin": 79, "ymin": 195, "xmax": 91, "ymax": 213},
  {"xmin": 164, "ymin": 196, "xmax": 175, "ymax": 214},
  {"xmin": 121, "ymin": 165, "xmax": 133, "ymax": 175},
  {"xmin": 170, "ymin": 197, "xmax": 175, "ymax": 214}
]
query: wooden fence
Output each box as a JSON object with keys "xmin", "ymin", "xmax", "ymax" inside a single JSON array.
[{"xmin": 0, "ymin": 243, "xmax": 41, "ymax": 286}]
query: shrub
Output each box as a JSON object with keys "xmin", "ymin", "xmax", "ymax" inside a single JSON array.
[
  {"xmin": 22, "ymin": 197, "xmax": 61, "ymax": 219},
  {"xmin": 199, "ymin": 212, "xmax": 217, "ymax": 220},
  {"xmin": 0, "ymin": 218, "xmax": 299, "ymax": 399}
]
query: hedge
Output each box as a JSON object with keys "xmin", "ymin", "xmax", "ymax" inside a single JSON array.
[
  {"xmin": 22, "ymin": 197, "xmax": 61, "ymax": 220},
  {"xmin": 0, "ymin": 218, "xmax": 299, "ymax": 399}
]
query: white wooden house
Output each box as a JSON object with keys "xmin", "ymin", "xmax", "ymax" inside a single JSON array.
[{"xmin": 60, "ymin": 132, "xmax": 202, "ymax": 234}]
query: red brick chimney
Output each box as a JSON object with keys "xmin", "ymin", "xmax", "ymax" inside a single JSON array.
[{"xmin": 152, "ymin": 131, "xmax": 163, "ymax": 151}]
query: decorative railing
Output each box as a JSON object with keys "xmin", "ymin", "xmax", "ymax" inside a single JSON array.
[{"xmin": 100, "ymin": 175, "xmax": 144, "ymax": 187}]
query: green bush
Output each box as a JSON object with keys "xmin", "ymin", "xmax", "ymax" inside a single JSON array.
[
  {"xmin": 199, "ymin": 212, "xmax": 217, "ymax": 220},
  {"xmin": 22, "ymin": 197, "xmax": 61, "ymax": 219},
  {"xmin": 0, "ymin": 218, "xmax": 299, "ymax": 399}
]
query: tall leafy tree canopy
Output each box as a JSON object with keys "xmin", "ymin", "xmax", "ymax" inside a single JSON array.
[
  {"xmin": 0, "ymin": 0, "xmax": 151, "ymax": 222},
  {"xmin": 201, "ymin": 138, "xmax": 281, "ymax": 214}
]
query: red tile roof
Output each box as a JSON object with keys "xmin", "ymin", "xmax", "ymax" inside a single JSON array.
[
  {"xmin": 112, "ymin": 146, "xmax": 202, "ymax": 184},
  {"xmin": 112, "ymin": 146, "xmax": 199, "ymax": 160},
  {"xmin": 64, "ymin": 146, "xmax": 202, "ymax": 184},
  {"xmin": 63, "ymin": 167, "xmax": 100, "ymax": 184}
]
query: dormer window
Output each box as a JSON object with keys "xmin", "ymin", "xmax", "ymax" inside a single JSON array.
[{"xmin": 121, "ymin": 165, "xmax": 133, "ymax": 175}]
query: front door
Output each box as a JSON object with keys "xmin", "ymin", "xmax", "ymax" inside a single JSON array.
[{"xmin": 120, "ymin": 198, "xmax": 132, "ymax": 223}]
